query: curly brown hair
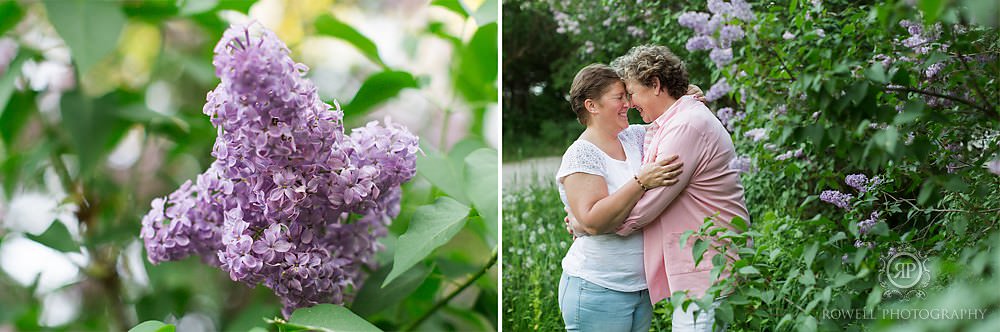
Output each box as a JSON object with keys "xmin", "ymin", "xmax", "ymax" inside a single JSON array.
[
  {"xmin": 611, "ymin": 45, "xmax": 689, "ymax": 99},
  {"xmin": 568, "ymin": 63, "xmax": 621, "ymax": 125}
]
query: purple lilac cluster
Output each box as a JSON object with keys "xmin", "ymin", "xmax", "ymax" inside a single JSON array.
[
  {"xmin": 743, "ymin": 128, "xmax": 767, "ymax": 142},
  {"xmin": 858, "ymin": 211, "xmax": 879, "ymax": 235},
  {"xmin": 820, "ymin": 190, "xmax": 853, "ymax": 210},
  {"xmin": 730, "ymin": 155, "xmax": 753, "ymax": 173},
  {"xmin": 775, "ymin": 148, "xmax": 804, "ymax": 161},
  {"xmin": 988, "ymin": 159, "xmax": 1000, "ymax": 175},
  {"xmin": 845, "ymin": 174, "xmax": 867, "ymax": 191},
  {"xmin": 705, "ymin": 77, "xmax": 732, "ymax": 102},
  {"xmin": 898, "ymin": 20, "xmax": 942, "ymax": 55},
  {"xmin": 716, "ymin": 106, "xmax": 745, "ymax": 131},
  {"xmin": 140, "ymin": 23, "xmax": 419, "ymax": 317},
  {"xmin": 678, "ymin": 0, "xmax": 754, "ymax": 68}
]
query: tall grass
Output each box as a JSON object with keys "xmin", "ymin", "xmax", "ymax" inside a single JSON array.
[{"xmin": 502, "ymin": 181, "xmax": 681, "ymax": 331}]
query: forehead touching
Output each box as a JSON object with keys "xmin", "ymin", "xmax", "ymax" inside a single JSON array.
[{"xmin": 604, "ymin": 80, "xmax": 626, "ymax": 95}]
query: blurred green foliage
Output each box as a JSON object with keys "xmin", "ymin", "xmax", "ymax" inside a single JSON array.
[{"xmin": 0, "ymin": 0, "xmax": 498, "ymax": 331}]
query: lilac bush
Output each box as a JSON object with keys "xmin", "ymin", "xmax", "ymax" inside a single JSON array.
[
  {"xmin": 139, "ymin": 23, "xmax": 419, "ymax": 317},
  {"xmin": 820, "ymin": 190, "xmax": 853, "ymax": 210}
]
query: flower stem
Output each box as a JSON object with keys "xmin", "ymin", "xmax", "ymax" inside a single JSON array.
[{"xmin": 404, "ymin": 249, "xmax": 498, "ymax": 331}]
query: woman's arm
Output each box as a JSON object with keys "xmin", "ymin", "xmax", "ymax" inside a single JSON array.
[{"xmin": 563, "ymin": 155, "xmax": 682, "ymax": 235}]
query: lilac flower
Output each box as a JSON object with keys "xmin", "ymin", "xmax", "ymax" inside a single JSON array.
[
  {"xmin": 854, "ymin": 240, "xmax": 874, "ymax": 249},
  {"xmin": 782, "ymin": 31, "xmax": 795, "ymax": 40},
  {"xmin": 987, "ymin": 159, "xmax": 1000, "ymax": 175},
  {"xmin": 705, "ymin": 77, "xmax": 731, "ymax": 101},
  {"xmin": 887, "ymin": 246, "xmax": 898, "ymax": 257},
  {"xmin": 845, "ymin": 174, "xmax": 869, "ymax": 192},
  {"xmin": 718, "ymin": 25, "xmax": 745, "ymax": 48},
  {"xmin": 627, "ymin": 26, "xmax": 646, "ymax": 38},
  {"xmin": 815, "ymin": 28, "xmax": 826, "ymax": 38},
  {"xmin": 924, "ymin": 62, "xmax": 945, "ymax": 79},
  {"xmin": 858, "ymin": 211, "xmax": 879, "ymax": 235},
  {"xmin": 252, "ymin": 224, "xmax": 292, "ymax": 263},
  {"xmin": 744, "ymin": 128, "xmax": 767, "ymax": 142},
  {"xmin": 678, "ymin": 12, "xmax": 711, "ymax": 35},
  {"xmin": 774, "ymin": 152, "xmax": 790, "ymax": 161},
  {"xmin": 730, "ymin": 0, "xmax": 756, "ymax": 21},
  {"xmin": 709, "ymin": 48, "xmax": 734, "ymax": 67},
  {"xmin": 142, "ymin": 23, "xmax": 419, "ymax": 317},
  {"xmin": 775, "ymin": 104, "xmax": 787, "ymax": 116},
  {"xmin": 583, "ymin": 40, "xmax": 595, "ymax": 54},
  {"xmin": 717, "ymin": 107, "xmax": 734, "ymax": 126},
  {"xmin": 820, "ymin": 190, "xmax": 853, "ymax": 209},
  {"xmin": 686, "ymin": 36, "xmax": 715, "ymax": 51},
  {"xmin": 873, "ymin": 54, "xmax": 893, "ymax": 68},
  {"xmin": 707, "ymin": 0, "xmax": 733, "ymax": 16},
  {"xmin": 730, "ymin": 155, "xmax": 753, "ymax": 173}
]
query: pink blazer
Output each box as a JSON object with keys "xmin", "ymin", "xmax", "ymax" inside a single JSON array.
[{"xmin": 615, "ymin": 95, "xmax": 749, "ymax": 304}]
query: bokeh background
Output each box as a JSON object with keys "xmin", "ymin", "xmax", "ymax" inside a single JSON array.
[
  {"xmin": 503, "ymin": 0, "xmax": 998, "ymax": 331},
  {"xmin": 0, "ymin": 0, "xmax": 498, "ymax": 331}
]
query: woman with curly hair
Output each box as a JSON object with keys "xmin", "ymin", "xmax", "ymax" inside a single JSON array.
[{"xmin": 569, "ymin": 45, "xmax": 750, "ymax": 332}]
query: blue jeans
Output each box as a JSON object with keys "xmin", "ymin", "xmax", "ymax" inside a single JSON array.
[{"xmin": 558, "ymin": 273, "xmax": 652, "ymax": 332}]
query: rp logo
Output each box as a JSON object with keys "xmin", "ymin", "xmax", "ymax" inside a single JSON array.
[{"xmin": 879, "ymin": 245, "xmax": 931, "ymax": 300}]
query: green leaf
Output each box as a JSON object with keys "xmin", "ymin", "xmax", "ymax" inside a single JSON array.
[
  {"xmin": 25, "ymin": 221, "xmax": 78, "ymax": 253},
  {"xmin": 417, "ymin": 145, "xmax": 469, "ymax": 204},
  {"xmin": 917, "ymin": 180, "xmax": 936, "ymax": 205},
  {"xmin": 691, "ymin": 238, "xmax": 709, "ymax": 267},
  {"xmin": 865, "ymin": 63, "xmax": 887, "ymax": 83},
  {"xmin": 42, "ymin": 0, "xmax": 125, "ymax": 76},
  {"xmin": 224, "ymin": 303, "xmax": 278, "ymax": 332},
  {"xmin": 315, "ymin": 14, "xmax": 385, "ymax": 68},
  {"xmin": 730, "ymin": 216, "xmax": 749, "ymax": 232},
  {"xmin": 129, "ymin": 320, "xmax": 175, "ymax": 332},
  {"xmin": 799, "ymin": 270, "xmax": 816, "ymax": 286},
  {"xmin": 893, "ymin": 100, "xmax": 924, "ymax": 125},
  {"xmin": 738, "ymin": 266, "xmax": 761, "ymax": 275},
  {"xmin": 455, "ymin": 22, "xmax": 497, "ymax": 103},
  {"xmin": 803, "ymin": 242, "xmax": 818, "ymax": 266},
  {"xmin": 0, "ymin": 53, "xmax": 27, "ymax": 116},
  {"xmin": 961, "ymin": 0, "xmax": 999, "ymax": 26},
  {"xmin": 431, "ymin": 0, "xmax": 468, "ymax": 19},
  {"xmin": 351, "ymin": 262, "xmax": 431, "ymax": 317},
  {"xmin": 715, "ymin": 302, "xmax": 734, "ymax": 324},
  {"xmin": 344, "ymin": 70, "xmax": 418, "ymax": 117},
  {"xmin": 825, "ymin": 232, "xmax": 847, "ymax": 245},
  {"xmin": 384, "ymin": 197, "xmax": 470, "ymax": 286},
  {"xmin": 873, "ymin": 126, "xmax": 899, "ymax": 155},
  {"xmin": 286, "ymin": 304, "xmax": 380, "ymax": 332},
  {"xmin": 797, "ymin": 314, "xmax": 818, "ymax": 332},
  {"xmin": 0, "ymin": 1, "xmax": 25, "ymax": 36},
  {"xmin": 464, "ymin": 148, "xmax": 498, "ymax": 244},
  {"xmin": 919, "ymin": 0, "xmax": 946, "ymax": 23},
  {"xmin": 59, "ymin": 92, "xmax": 130, "ymax": 177},
  {"xmin": 177, "ymin": 0, "xmax": 218, "ymax": 16}
]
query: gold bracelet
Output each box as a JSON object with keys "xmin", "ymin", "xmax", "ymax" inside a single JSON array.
[{"xmin": 634, "ymin": 175, "xmax": 649, "ymax": 191}]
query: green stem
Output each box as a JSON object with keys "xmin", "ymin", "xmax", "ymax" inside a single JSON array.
[{"xmin": 404, "ymin": 249, "xmax": 498, "ymax": 331}]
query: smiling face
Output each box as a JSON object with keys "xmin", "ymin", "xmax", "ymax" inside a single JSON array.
[
  {"xmin": 587, "ymin": 81, "xmax": 630, "ymax": 131},
  {"xmin": 624, "ymin": 78, "xmax": 658, "ymax": 123}
]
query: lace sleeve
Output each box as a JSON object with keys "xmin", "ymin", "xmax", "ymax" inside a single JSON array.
[{"xmin": 555, "ymin": 141, "xmax": 607, "ymax": 185}]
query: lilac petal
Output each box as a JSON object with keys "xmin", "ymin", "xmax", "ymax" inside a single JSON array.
[{"xmin": 273, "ymin": 241, "xmax": 292, "ymax": 253}]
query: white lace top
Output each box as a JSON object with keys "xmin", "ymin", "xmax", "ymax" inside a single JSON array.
[{"xmin": 556, "ymin": 125, "xmax": 647, "ymax": 292}]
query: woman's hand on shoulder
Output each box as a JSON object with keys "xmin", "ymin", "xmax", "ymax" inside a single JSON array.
[{"xmin": 637, "ymin": 155, "xmax": 683, "ymax": 190}]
